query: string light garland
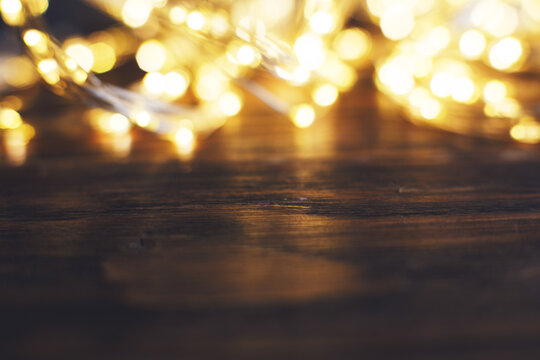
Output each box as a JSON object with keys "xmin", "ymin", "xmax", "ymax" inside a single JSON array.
[
  {"xmin": 0, "ymin": 0, "xmax": 372, "ymax": 157},
  {"xmin": 366, "ymin": 0, "xmax": 540, "ymax": 143},
  {"xmin": 3, "ymin": 0, "xmax": 536, "ymax": 158}
]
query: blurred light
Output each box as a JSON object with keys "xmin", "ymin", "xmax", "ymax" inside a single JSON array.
[
  {"xmin": 174, "ymin": 127, "xmax": 194, "ymax": 148},
  {"xmin": 0, "ymin": 107, "xmax": 23, "ymax": 129},
  {"xmin": 312, "ymin": 84, "xmax": 338, "ymax": 107},
  {"xmin": 134, "ymin": 110, "xmax": 151, "ymax": 127},
  {"xmin": 187, "ymin": 11, "xmax": 205, "ymax": 30},
  {"xmin": 90, "ymin": 42, "xmax": 116, "ymax": 73},
  {"xmin": 163, "ymin": 70, "xmax": 189, "ymax": 99},
  {"xmin": 195, "ymin": 64, "xmax": 226, "ymax": 101},
  {"xmin": 380, "ymin": 6, "xmax": 414, "ymax": 40},
  {"xmin": 459, "ymin": 30, "xmax": 486, "ymax": 59},
  {"xmin": 2, "ymin": 57, "xmax": 39, "ymax": 88},
  {"xmin": 430, "ymin": 72, "xmax": 453, "ymax": 98},
  {"xmin": 333, "ymin": 28, "xmax": 371, "ymax": 61},
  {"xmin": 37, "ymin": 58, "xmax": 60, "ymax": 85},
  {"xmin": 65, "ymin": 42, "xmax": 94, "ymax": 72},
  {"xmin": 510, "ymin": 119, "xmax": 540, "ymax": 144},
  {"xmin": 218, "ymin": 91, "xmax": 242, "ymax": 116},
  {"xmin": 169, "ymin": 5, "xmax": 187, "ymax": 24},
  {"xmin": 236, "ymin": 45, "xmax": 258, "ymax": 66},
  {"xmin": 420, "ymin": 98, "xmax": 441, "ymax": 120},
  {"xmin": 483, "ymin": 80, "xmax": 507, "ymax": 103},
  {"xmin": 89, "ymin": 109, "xmax": 132, "ymax": 135},
  {"xmin": 451, "ymin": 77, "xmax": 475, "ymax": 103},
  {"xmin": 4, "ymin": 123, "xmax": 35, "ymax": 166},
  {"xmin": 294, "ymin": 34, "xmax": 325, "ymax": 70},
  {"xmin": 122, "ymin": 0, "xmax": 153, "ymax": 28},
  {"xmin": 143, "ymin": 72, "xmax": 165, "ymax": 95},
  {"xmin": 1, "ymin": 0, "xmax": 24, "ymax": 25},
  {"xmin": 489, "ymin": 37, "xmax": 523, "ymax": 70},
  {"xmin": 290, "ymin": 104, "xmax": 315, "ymax": 128},
  {"xmin": 136, "ymin": 40, "xmax": 167, "ymax": 72},
  {"xmin": 23, "ymin": 29, "xmax": 48, "ymax": 53},
  {"xmin": 310, "ymin": 11, "xmax": 335, "ymax": 35}
]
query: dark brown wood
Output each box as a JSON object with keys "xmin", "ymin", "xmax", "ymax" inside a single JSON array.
[{"xmin": 1, "ymin": 84, "xmax": 540, "ymax": 359}]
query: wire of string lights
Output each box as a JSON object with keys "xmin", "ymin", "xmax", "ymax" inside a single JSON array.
[
  {"xmin": 366, "ymin": 0, "xmax": 540, "ymax": 144},
  {"xmin": 0, "ymin": 0, "xmax": 372, "ymax": 155}
]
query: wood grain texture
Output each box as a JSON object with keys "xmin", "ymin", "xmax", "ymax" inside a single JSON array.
[{"xmin": 1, "ymin": 84, "xmax": 540, "ymax": 359}]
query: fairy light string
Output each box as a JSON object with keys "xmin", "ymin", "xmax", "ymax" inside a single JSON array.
[
  {"xmin": 2, "ymin": 0, "xmax": 540, "ymax": 155},
  {"xmin": 0, "ymin": 0, "xmax": 372, "ymax": 156},
  {"xmin": 366, "ymin": 0, "xmax": 540, "ymax": 143}
]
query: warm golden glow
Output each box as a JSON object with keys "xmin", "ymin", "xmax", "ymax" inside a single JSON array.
[
  {"xmin": 122, "ymin": 0, "xmax": 153, "ymax": 28},
  {"xmin": 142, "ymin": 72, "xmax": 165, "ymax": 95},
  {"xmin": 136, "ymin": 40, "xmax": 167, "ymax": 72},
  {"xmin": 333, "ymin": 28, "xmax": 371, "ymax": 61},
  {"xmin": 169, "ymin": 5, "xmax": 187, "ymax": 24},
  {"xmin": 380, "ymin": 6, "xmax": 414, "ymax": 41},
  {"xmin": 218, "ymin": 91, "xmax": 243, "ymax": 117},
  {"xmin": 90, "ymin": 42, "xmax": 116, "ymax": 73},
  {"xmin": 187, "ymin": 11, "xmax": 205, "ymax": 31},
  {"xmin": 459, "ymin": 30, "xmax": 486, "ymax": 59},
  {"xmin": 37, "ymin": 58, "xmax": 60, "ymax": 85},
  {"xmin": 312, "ymin": 84, "xmax": 338, "ymax": 107},
  {"xmin": 510, "ymin": 118, "xmax": 540, "ymax": 144},
  {"xmin": 88, "ymin": 109, "xmax": 132, "ymax": 135},
  {"xmin": 65, "ymin": 42, "xmax": 94, "ymax": 72},
  {"xmin": 290, "ymin": 104, "xmax": 315, "ymax": 128},
  {"xmin": 0, "ymin": 107, "xmax": 23, "ymax": 129},
  {"xmin": 1, "ymin": 56, "xmax": 39, "ymax": 88},
  {"xmin": 294, "ymin": 34, "xmax": 325, "ymax": 70},
  {"xmin": 489, "ymin": 37, "xmax": 523, "ymax": 70},
  {"xmin": 6, "ymin": 0, "xmax": 539, "ymax": 146},
  {"xmin": 1, "ymin": 0, "xmax": 24, "ymax": 25},
  {"xmin": 310, "ymin": 11, "xmax": 335, "ymax": 35},
  {"xmin": 161, "ymin": 71, "xmax": 188, "ymax": 99}
]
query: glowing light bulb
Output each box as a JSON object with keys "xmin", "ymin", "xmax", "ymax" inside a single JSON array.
[
  {"xmin": 236, "ymin": 45, "xmax": 258, "ymax": 67},
  {"xmin": 333, "ymin": 28, "xmax": 371, "ymax": 61},
  {"xmin": 187, "ymin": 11, "xmax": 205, "ymax": 31},
  {"xmin": 310, "ymin": 11, "xmax": 335, "ymax": 34},
  {"xmin": 163, "ymin": 71, "xmax": 189, "ymax": 99},
  {"xmin": 174, "ymin": 127, "xmax": 195, "ymax": 152},
  {"xmin": 312, "ymin": 84, "xmax": 338, "ymax": 107},
  {"xmin": 143, "ymin": 72, "xmax": 165, "ymax": 95},
  {"xmin": 380, "ymin": 6, "xmax": 415, "ymax": 40},
  {"xmin": 218, "ymin": 91, "xmax": 243, "ymax": 116},
  {"xmin": 294, "ymin": 34, "xmax": 325, "ymax": 70},
  {"xmin": 459, "ymin": 30, "xmax": 486, "ymax": 59},
  {"xmin": 430, "ymin": 72, "xmax": 453, "ymax": 98},
  {"xmin": 483, "ymin": 80, "xmax": 507, "ymax": 103},
  {"xmin": 489, "ymin": 37, "xmax": 523, "ymax": 70},
  {"xmin": 37, "ymin": 58, "xmax": 60, "ymax": 85},
  {"xmin": 122, "ymin": 0, "xmax": 153, "ymax": 28},
  {"xmin": 136, "ymin": 40, "xmax": 167, "ymax": 72},
  {"xmin": 290, "ymin": 104, "xmax": 315, "ymax": 128},
  {"xmin": 169, "ymin": 6, "xmax": 187, "ymax": 24},
  {"xmin": 420, "ymin": 98, "xmax": 441, "ymax": 120},
  {"xmin": 510, "ymin": 119, "xmax": 540, "ymax": 144},
  {"xmin": 134, "ymin": 111, "xmax": 151, "ymax": 127},
  {"xmin": 451, "ymin": 77, "xmax": 475, "ymax": 103},
  {"xmin": 90, "ymin": 42, "xmax": 116, "ymax": 73},
  {"xmin": 0, "ymin": 107, "xmax": 23, "ymax": 129},
  {"xmin": 65, "ymin": 43, "xmax": 94, "ymax": 72}
]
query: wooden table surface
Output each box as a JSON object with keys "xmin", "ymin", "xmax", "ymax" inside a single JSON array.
[{"xmin": 1, "ymin": 83, "xmax": 540, "ymax": 359}]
